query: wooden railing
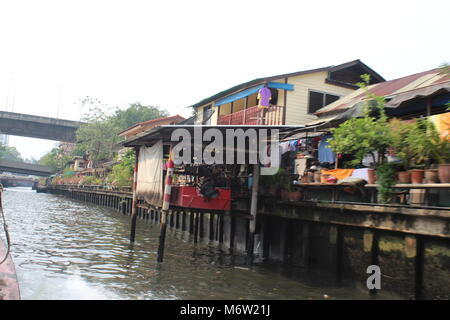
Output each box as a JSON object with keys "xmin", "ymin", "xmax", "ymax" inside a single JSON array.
[{"xmin": 217, "ymin": 105, "xmax": 285, "ymax": 125}]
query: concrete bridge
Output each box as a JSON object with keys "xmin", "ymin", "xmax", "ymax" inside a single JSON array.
[
  {"xmin": 0, "ymin": 174, "xmax": 38, "ymax": 188},
  {"xmin": 0, "ymin": 159, "xmax": 53, "ymax": 176},
  {"xmin": 0, "ymin": 111, "xmax": 82, "ymax": 142}
]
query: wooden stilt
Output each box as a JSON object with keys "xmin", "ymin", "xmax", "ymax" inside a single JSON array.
[
  {"xmin": 414, "ymin": 236, "xmax": 424, "ymax": 300},
  {"xmin": 130, "ymin": 148, "xmax": 140, "ymax": 242},
  {"xmin": 247, "ymin": 164, "xmax": 260, "ymax": 259},
  {"xmin": 157, "ymin": 147, "xmax": 174, "ymax": 262},
  {"xmin": 157, "ymin": 210, "xmax": 168, "ymax": 262},
  {"xmin": 194, "ymin": 212, "xmax": 199, "ymax": 244}
]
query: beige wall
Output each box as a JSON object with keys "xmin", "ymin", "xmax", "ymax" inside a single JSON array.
[
  {"xmin": 194, "ymin": 72, "xmax": 355, "ymax": 126},
  {"xmin": 285, "ymin": 71, "xmax": 355, "ymax": 125},
  {"xmin": 196, "ymin": 103, "xmax": 218, "ymax": 124}
]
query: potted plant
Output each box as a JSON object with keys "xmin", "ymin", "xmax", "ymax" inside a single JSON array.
[
  {"xmin": 286, "ymin": 181, "xmax": 302, "ymax": 202},
  {"xmin": 408, "ymin": 119, "xmax": 442, "ymax": 184},
  {"xmin": 376, "ymin": 162, "xmax": 396, "ymax": 204},
  {"xmin": 328, "ymin": 74, "xmax": 395, "ymax": 203},
  {"xmin": 259, "ymin": 174, "xmax": 279, "ymax": 195},
  {"xmin": 424, "ymin": 165, "xmax": 439, "ymax": 184},
  {"xmin": 431, "ymin": 138, "xmax": 450, "ymax": 183},
  {"xmin": 389, "ymin": 118, "xmax": 416, "ymax": 183},
  {"xmin": 367, "ymin": 168, "xmax": 376, "ymax": 184},
  {"xmin": 328, "ymin": 75, "xmax": 393, "ymax": 180},
  {"xmin": 272, "ymin": 168, "xmax": 289, "ymax": 200}
]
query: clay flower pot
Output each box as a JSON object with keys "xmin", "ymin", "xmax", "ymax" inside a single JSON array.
[
  {"xmin": 424, "ymin": 169, "xmax": 439, "ymax": 184},
  {"xmin": 300, "ymin": 175, "xmax": 309, "ymax": 183},
  {"xmin": 307, "ymin": 171, "xmax": 315, "ymax": 183},
  {"xmin": 280, "ymin": 189, "xmax": 289, "ymax": 201},
  {"xmin": 288, "ymin": 190, "xmax": 302, "ymax": 202},
  {"xmin": 397, "ymin": 171, "xmax": 411, "ymax": 184},
  {"xmin": 367, "ymin": 168, "xmax": 376, "ymax": 184},
  {"xmin": 269, "ymin": 185, "xmax": 278, "ymax": 195},
  {"xmin": 314, "ymin": 172, "xmax": 321, "ymax": 183},
  {"xmin": 410, "ymin": 169, "xmax": 424, "ymax": 184},
  {"xmin": 320, "ymin": 174, "xmax": 330, "ymax": 184},
  {"xmin": 438, "ymin": 164, "xmax": 450, "ymax": 183}
]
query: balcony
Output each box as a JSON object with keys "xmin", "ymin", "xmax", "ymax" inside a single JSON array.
[{"xmin": 217, "ymin": 105, "xmax": 285, "ymax": 125}]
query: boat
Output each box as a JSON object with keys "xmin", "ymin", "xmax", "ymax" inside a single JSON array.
[
  {"xmin": 0, "ymin": 184, "xmax": 20, "ymax": 300},
  {"xmin": 0, "ymin": 238, "xmax": 20, "ymax": 300}
]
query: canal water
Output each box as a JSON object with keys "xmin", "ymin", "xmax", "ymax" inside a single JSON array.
[{"xmin": 1, "ymin": 187, "xmax": 399, "ymax": 300}]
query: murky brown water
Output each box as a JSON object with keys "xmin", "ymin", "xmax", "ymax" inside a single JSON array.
[{"xmin": 1, "ymin": 187, "xmax": 400, "ymax": 300}]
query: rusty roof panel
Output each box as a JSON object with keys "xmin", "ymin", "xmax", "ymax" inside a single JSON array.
[{"xmin": 315, "ymin": 68, "xmax": 449, "ymax": 116}]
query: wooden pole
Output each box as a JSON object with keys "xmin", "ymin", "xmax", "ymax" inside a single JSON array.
[
  {"xmin": 247, "ymin": 164, "xmax": 260, "ymax": 259},
  {"xmin": 157, "ymin": 146, "xmax": 174, "ymax": 262},
  {"xmin": 130, "ymin": 147, "xmax": 140, "ymax": 242},
  {"xmin": 243, "ymin": 96, "xmax": 248, "ymax": 125},
  {"xmin": 157, "ymin": 210, "xmax": 168, "ymax": 262},
  {"xmin": 426, "ymin": 97, "xmax": 431, "ymax": 117},
  {"xmin": 194, "ymin": 212, "xmax": 199, "ymax": 244}
]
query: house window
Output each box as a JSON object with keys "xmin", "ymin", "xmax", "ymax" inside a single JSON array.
[
  {"xmin": 202, "ymin": 105, "xmax": 213, "ymax": 125},
  {"xmin": 308, "ymin": 90, "xmax": 340, "ymax": 114}
]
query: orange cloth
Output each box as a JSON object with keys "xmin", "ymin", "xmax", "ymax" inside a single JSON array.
[
  {"xmin": 320, "ymin": 169, "xmax": 354, "ymax": 180},
  {"xmin": 430, "ymin": 112, "xmax": 450, "ymax": 141}
]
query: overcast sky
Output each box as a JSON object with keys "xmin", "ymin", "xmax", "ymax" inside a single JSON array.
[{"xmin": 0, "ymin": 0, "xmax": 449, "ymax": 160}]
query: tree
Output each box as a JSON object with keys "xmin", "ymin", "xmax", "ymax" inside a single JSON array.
[
  {"xmin": 39, "ymin": 147, "xmax": 72, "ymax": 173},
  {"xmin": 328, "ymin": 74, "xmax": 393, "ymax": 166},
  {"xmin": 107, "ymin": 149, "xmax": 135, "ymax": 186},
  {"xmin": 0, "ymin": 143, "xmax": 23, "ymax": 162},
  {"xmin": 75, "ymin": 97, "xmax": 119, "ymax": 165},
  {"xmin": 327, "ymin": 74, "xmax": 395, "ymax": 204},
  {"xmin": 112, "ymin": 102, "xmax": 169, "ymax": 131}
]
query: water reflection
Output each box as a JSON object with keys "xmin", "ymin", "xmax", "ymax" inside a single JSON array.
[{"xmin": 1, "ymin": 187, "xmax": 399, "ymax": 300}]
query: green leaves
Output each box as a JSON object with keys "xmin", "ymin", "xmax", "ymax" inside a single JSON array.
[
  {"xmin": 376, "ymin": 163, "xmax": 396, "ymax": 204},
  {"xmin": 40, "ymin": 98, "xmax": 169, "ymax": 175},
  {"xmin": 75, "ymin": 99, "xmax": 169, "ymax": 164},
  {"xmin": 328, "ymin": 74, "xmax": 392, "ymax": 167},
  {"xmin": 390, "ymin": 118, "xmax": 445, "ymax": 168},
  {"xmin": 38, "ymin": 147, "xmax": 71, "ymax": 173},
  {"xmin": 0, "ymin": 143, "xmax": 23, "ymax": 162},
  {"xmin": 107, "ymin": 149, "xmax": 135, "ymax": 186},
  {"xmin": 112, "ymin": 102, "xmax": 169, "ymax": 131}
]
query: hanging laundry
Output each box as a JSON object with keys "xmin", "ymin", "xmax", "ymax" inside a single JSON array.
[
  {"xmin": 257, "ymin": 86, "xmax": 272, "ymax": 108},
  {"xmin": 288, "ymin": 140, "xmax": 298, "ymax": 151},
  {"xmin": 279, "ymin": 141, "xmax": 290, "ymax": 155},
  {"xmin": 318, "ymin": 135, "xmax": 336, "ymax": 163}
]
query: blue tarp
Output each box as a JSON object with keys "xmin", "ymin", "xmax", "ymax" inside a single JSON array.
[{"xmin": 215, "ymin": 82, "xmax": 294, "ymax": 106}]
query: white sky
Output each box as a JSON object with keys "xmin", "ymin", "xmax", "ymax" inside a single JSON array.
[{"xmin": 0, "ymin": 0, "xmax": 449, "ymax": 159}]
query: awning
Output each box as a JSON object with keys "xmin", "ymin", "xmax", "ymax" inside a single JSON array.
[
  {"xmin": 386, "ymin": 82, "xmax": 450, "ymax": 108},
  {"xmin": 215, "ymin": 82, "xmax": 294, "ymax": 106}
]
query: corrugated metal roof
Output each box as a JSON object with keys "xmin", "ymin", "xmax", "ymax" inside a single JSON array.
[
  {"xmin": 118, "ymin": 114, "xmax": 186, "ymax": 135},
  {"xmin": 315, "ymin": 68, "xmax": 450, "ymax": 116},
  {"xmin": 188, "ymin": 59, "xmax": 384, "ymax": 109}
]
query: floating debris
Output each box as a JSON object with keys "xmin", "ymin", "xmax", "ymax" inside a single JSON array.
[{"xmin": 234, "ymin": 266, "xmax": 250, "ymax": 271}]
